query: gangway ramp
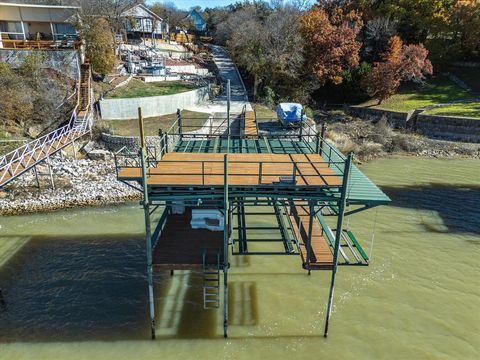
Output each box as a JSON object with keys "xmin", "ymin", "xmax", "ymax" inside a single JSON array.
[
  {"xmin": 290, "ymin": 203, "xmax": 334, "ymax": 270},
  {"xmin": 244, "ymin": 111, "xmax": 258, "ymax": 138}
]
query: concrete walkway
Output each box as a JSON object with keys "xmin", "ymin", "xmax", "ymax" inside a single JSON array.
[{"xmin": 185, "ymin": 45, "xmax": 252, "ymax": 115}]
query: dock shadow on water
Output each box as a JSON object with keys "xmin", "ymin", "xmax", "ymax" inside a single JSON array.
[
  {"xmin": 0, "ymin": 234, "xmax": 153, "ymax": 342},
  {"xmin": 0, "ymin": 234, "xmax": 252, "ymax": 342},
  {"xmin": 382, "ymin": 183, "xmax": 480, "ymax": 235}
]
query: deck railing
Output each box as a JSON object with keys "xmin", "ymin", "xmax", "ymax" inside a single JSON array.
[
  {"xmin": 0, "ymin": 39, "xmax": 81, "ymax": 50},
  {"xmin": 114, "ymin": 152, "xmax": 346, "ymax": 187}
]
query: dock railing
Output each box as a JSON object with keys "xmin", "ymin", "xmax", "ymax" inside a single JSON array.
[{"xmin": 115, "ymin": 155, "xmax": 345, "ymax": 187}]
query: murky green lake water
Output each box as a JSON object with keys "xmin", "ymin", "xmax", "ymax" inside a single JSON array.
[{"xmin": 0, "ymin": 156, "xmax": 479, "ymax": 359}]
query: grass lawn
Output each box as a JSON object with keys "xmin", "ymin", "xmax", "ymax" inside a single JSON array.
[
  {"xmin": 358, "ymin": 75, "xmax": 473, "ymax": 112},
  {"xmin": 449, "ymin": 66, "xmax": 480, "ymax": 93},
  {"xmin": 101, "ymin": 110, "xmax": 210, "ymax": 136},
  {"xmin": 106, "ymin": 79, "xmax": 198, "ymax": 99},
  {"xmin": 254, "ymin": 104, "xmax": 276, "ymax": 120},
  {"xmin": 424, "ymin": 101, "xmax": 480, "ymax": 118}
]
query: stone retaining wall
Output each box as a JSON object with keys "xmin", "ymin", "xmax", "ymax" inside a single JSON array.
[
  {"xmin": 346, "ymin": 106, "xmax": 409, "ymax": 127},
  {"xmin": 101, "ymin": 133, "xmax": 179, "ymax": 152},
  {"xmin": 416, "ymin": 114, "xmax": 480, "ymax": 143},
  {"xmin": 348, "ymin": 106, "xmax": 480, "ymax": 143},
  {"xmin": 99, "ymin": 86, "xmax": 209, "ymax": 120}
]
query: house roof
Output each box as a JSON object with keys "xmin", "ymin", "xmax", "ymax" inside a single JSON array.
[{"xmin": 121, "ymin": 4, "xmax": 163, "ymax": 21}]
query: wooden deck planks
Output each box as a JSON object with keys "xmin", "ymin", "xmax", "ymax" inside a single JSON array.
[
  {"xmin": 290, "ymin": 203, "xmax": 333, "ymax": 270},
  {"xmin": 244, "ymin": 111, "xmax": 258, "ymax": 137},
  {"xmin": 117, "ymin": 152, "xmax": 342, "ymax": 187}
]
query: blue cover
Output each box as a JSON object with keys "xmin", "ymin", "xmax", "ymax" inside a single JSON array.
[{"xmin": 276, "ymin": 103, "xmax": 306, "ymax": 124}]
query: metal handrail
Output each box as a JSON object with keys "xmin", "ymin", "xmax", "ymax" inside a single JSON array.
[{"xmin": 0, "ymin": 85, "xmax": 93, "ymax": 186}]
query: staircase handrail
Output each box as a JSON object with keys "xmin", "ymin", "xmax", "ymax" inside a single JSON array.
[{"xmin": 0, "ymin": 101, "xmax": 93, "ymax": 186}]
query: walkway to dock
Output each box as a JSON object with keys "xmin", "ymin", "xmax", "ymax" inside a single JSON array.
[
  {"xmin": 185, "ymin": 45, "xmax": 252, "ymax": 116},
  {"xmin": 290, "ymin": 203, "xmax": 334, "ymax": 270},
  {"xmin": 243, "ymin": 111, "xmax": 258, "ymax": 137}
]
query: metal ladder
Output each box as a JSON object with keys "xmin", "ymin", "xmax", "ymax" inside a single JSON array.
[{"xmin": 202, "ymin": 250, "xmax": 221, "ymax": 309}]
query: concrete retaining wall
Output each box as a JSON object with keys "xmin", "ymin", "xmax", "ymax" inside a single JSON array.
[
  {"xmin": 416, "ymin": 114, "xmax": 480, "ymax": 143},
  {"xmin": 99, "ymin": 86, "xmax": 209, "ymax": 120},
  {"xmin": 346, "ymin": 106, "xmax": 409, "ymax": 128}
]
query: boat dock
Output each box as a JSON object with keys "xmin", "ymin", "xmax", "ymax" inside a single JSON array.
[{"xmin": 114, "ymin": 108, "xmax": 390, "ymax": 339}]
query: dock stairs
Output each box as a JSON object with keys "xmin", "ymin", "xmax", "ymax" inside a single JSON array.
[
  {"xmin": 202, "ymin": 250, "xmax": 221, "ymax": 309},
  {"xmin": 0, "ymin": 63, "xmax": 93, "ymax": 188}
]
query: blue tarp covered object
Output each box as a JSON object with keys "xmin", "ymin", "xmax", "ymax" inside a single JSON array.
[{"xmin": 276, "ymin": 103, "xmax": 306, "ymax": 125}]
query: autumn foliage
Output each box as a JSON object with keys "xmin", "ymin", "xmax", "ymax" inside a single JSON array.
[
  {"xmin": 300, "ymin": 6, "xmax": 363, "ymax": 86},
  {"xmin": 363, "ymin": 36, "xmax": 433, "ymax": 103}
]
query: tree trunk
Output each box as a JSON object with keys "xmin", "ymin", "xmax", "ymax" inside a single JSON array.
[{"xmin": 253, "ymin": 74, "xmax": 258, "ymax": 102}]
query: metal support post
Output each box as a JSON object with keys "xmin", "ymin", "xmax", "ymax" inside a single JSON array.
[
  {"xmin": 323, "ymin": 152, "xmax": 353, "ymax": 338},
  {"xmin": 32, "ymin": 165, "xmax": 40, "ymax": 189},
  {"xmin": 307, "ymin": 201, "xmax": 314, "ymax": 275},
  {"xmin": 72, "ymin": 140, "xmax": 77, "ymax": 160},
  {"xmin": 158, "ymin": 129, "xmax": 164, "ymax": 158},
  {"xmin": 315, "ymin": 132, "xmax": 320, "ymax": 154},
  {"xmin": 227, "ymin": 79, "xmax": 231, "ymax": 137},
  {"xmin": 177, "ymin": 108, "xmax": 182, "ymax": 136},
  {"xmin": 223, "ymin": 154, "xmax": 229, "ymax": 338},
  {"xmin": 46, "ymin": 156, "xmax": 55, "ymax": 190},
  {"xmin": 139, "ymin": 107, "xmax": 156, "ymax": 340}
]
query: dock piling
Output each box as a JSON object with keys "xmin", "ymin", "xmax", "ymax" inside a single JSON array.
[
  {"xmin": 139, "ymin": 107, "xmax": 156, "ymax": 340},
  {"xmin": 323, "ymin": 152, "xmax": 353, "ymax": 337},
  {"xmin": 223, "ymin": 154, "xmax": 229, "ymax": 338}
]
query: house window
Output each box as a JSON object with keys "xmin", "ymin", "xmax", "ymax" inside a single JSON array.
[
  {"xmin": 53, "ymin": 23, "xmax": 77, "ymax": 40},
  {"xmin": 0, "ymin": 21, "xmax": 24, "ymax": 40}
]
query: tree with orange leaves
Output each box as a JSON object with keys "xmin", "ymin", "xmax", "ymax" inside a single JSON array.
[
  {"xmin": 300, "ymin": 5, "xmax": 363, "ymax": 86},
  {"xmin": 363, "ymin": 36, "xmax": 433, "ymax": 104}
]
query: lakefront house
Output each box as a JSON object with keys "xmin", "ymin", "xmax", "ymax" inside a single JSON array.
[{"xmin": 0, "ymin": 0, "xmax": 80, "ymax": 48}]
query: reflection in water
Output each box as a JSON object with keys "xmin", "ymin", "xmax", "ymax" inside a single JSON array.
[{"xmin": 382, "ymin": 183, "xmax": 480, "ymax": 234}]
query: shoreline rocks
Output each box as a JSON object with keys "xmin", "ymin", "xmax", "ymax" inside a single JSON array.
[{"xmin": 0, "ymin": 154, "xmax": 142, "ymax": 216}]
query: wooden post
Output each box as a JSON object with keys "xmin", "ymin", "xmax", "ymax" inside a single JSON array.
[
  {"xmin": 320, "ymin": 123, "xmax": 326, "ymax": 156},
  {"xmin": 139, "ymin": 107, "xmax": 156, "ymax": 339},
  {"xmin": 223, "ymin": 154, "xmax": 229, "ymax": 338},
  {"xmin": 138, "ymin": 107, "xmax": 145, "ymax": 149},
  {"xmin": 323, "ymin": 152, "xmax": 353, "ymax": 338}
]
